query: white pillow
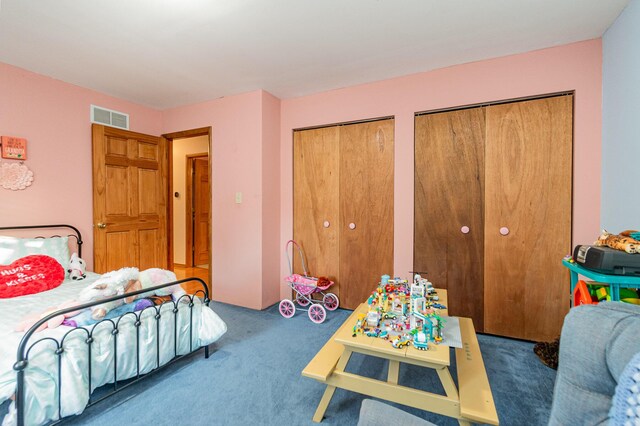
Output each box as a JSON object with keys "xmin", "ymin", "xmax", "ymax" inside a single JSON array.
[{"xmin": 0, "ymin": 236, "xmax": 70, "ymax": 275}]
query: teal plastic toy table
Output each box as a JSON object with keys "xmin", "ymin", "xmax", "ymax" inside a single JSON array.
[{"xmin": 563, "ymin": 258, "xmax": 640, "ymax": 304}]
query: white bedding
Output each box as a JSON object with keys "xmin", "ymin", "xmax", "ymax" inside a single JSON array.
[{"xmin": 0, "ymin": 273, "xmax": 227, "ymax": 426}]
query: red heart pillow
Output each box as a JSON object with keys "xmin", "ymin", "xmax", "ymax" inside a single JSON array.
[{"xmin": 0, "ymin": 255, "xmax": 65, "ymax": 299}]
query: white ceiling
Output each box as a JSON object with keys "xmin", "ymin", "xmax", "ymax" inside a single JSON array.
[{"xmin": 0, "ymin": 0, "xmax": 630, "ymax": 109}]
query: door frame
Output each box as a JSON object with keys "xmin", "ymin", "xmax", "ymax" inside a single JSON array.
[
  {"xmin": 185, "ymin": 153, "xmax": 209, "ymax": 267},
  {"xmin": 163, "ymin": 127, "xmax": 212, "ymax": 290}
]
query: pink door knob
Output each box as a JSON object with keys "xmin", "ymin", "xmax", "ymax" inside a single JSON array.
[
  {"xmin": 500, "ymin": 227, "xmax": 510, "ymax": 236},
  {"xmin": 349, "ymin": 223, "xmax": 356, "ymax": 230},
  {"xmin": 323, "ymin": 220, "xmax": 330, "ymax": 228},
  {"xmin": 460, "ymin": 226, "xmax": 470, "ymax": 234}
]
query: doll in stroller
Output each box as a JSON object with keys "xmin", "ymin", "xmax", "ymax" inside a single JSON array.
[{"xmin": 279, "ymin": 240, "xmax": 339, "ymax": 323}]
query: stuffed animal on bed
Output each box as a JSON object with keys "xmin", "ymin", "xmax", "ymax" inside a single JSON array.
[
  {"xmin": 78, "ymin": 267, "xmax": 186, "ymax": 320},
  {"xmin": 594, "ymin": 229, "xmax": 640, "ymax": 254},
  {"xmin": 77, "ymin": 267, "xmax": 139, "ymax": 320},
  {"xmin": 15, "ymin": 300, "xmax": 85, "ymax": 332},
  {"xmin": 67, "ymin": 252, "xmax": 87, "ymax": 280},
  {"xmin": 123, "ymin": 268, "xmax": 187, "ymax": 303}
]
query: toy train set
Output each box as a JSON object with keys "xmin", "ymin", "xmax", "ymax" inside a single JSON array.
[{"xmin": 352, "ymin": 274, "xmax": 447, "ymax": 350}]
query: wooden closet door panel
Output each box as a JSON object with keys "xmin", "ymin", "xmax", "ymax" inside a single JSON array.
[
  {"xmin": 339, "ymin": 119, "xmax": 394, "ymax": 310},
  {"xmin": 484, "ymin": 95, "xmax": 573, "ymax": 341},
  {"xmin": 293, "ymin": 127, "xmax": 340, "ymax": 297},
  {"xmin": 414, "ymin": 108, "xmax": 485, "ymax": 330}
]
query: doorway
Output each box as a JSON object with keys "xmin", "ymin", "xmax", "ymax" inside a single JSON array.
[
  {"xmin": 186, "ymin": 154, "xmax": 210, "ymax": 268},
  {"xmin": 164, "ymin": 127, "xmax": 212, "ymax": 295}
]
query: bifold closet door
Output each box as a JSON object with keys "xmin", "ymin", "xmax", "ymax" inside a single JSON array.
[
  {"xmin": 339, "ymin": 119, "xmax": 394, "ymax": 310},
  {"xmin": 293, "ymin": 127, "xmax": 340, "ymax": 296},
  {"xmin": 414, "ymin": 108, "xmax": 486, "ymax": 331},
  {"xmin": 484, "ymin": 95, "xmax": 573, "ymax": 341}
]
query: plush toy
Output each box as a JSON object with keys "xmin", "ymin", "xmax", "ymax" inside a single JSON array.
[
  {"xmin": 123, "ymin": 268, "xmax": 187, "ymax": 304},
  {"xmin": 620, "ymin": 229, "xmax": 640, "ymax": 239},
  {"xmin": 78, "ymin": 267, "xmax": 186, "ymax": 320},
  {"xmin": 77, "ymin": 267, "xmax": 139, "ymax": 320},
  {"xmin": 67, "ymin": 252, "xmax": 87, "ymax": 280},
  {"xmin": 595, "ymin": 229, "xmax": 640, "ymax": 254},
  {"xmin": 15, "ymin": 300, "xmax": 85, "ymax": 332}
]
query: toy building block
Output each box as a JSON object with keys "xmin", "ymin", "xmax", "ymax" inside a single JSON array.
[
  {"xmin": 595, "ymin": 286, "xmax": 609, "ymax": 301},
  {"xmin": 366, "ymin": 311, "xmax": 381, "ymax": 327}
]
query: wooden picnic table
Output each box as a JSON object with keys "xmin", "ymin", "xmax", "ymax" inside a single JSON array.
[{"xmin": 302, "ymin": 289, "xmax": 499, "ymax": 425}]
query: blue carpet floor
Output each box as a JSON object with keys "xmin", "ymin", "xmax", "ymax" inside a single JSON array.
[{"xmin": 63, "ymin": 301, "xmax": 557, "ymax": 426}]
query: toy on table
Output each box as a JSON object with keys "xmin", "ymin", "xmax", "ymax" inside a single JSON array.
[
  {"xmin": 391, "ymin": 334, "xmax": 411, "ymax": 349},
  {"xmin": 354, "ymin": 273, "xmax": 446, "ymax": 350},
  {"xmin": 352, "ymin": 313, "xmax": 365, "ymax": 336},
  {"xmin": 366, "ymin": 310, "xmax": 381, "ymax": 327},
  {"xmin": 621, "ymin": 230, "xmax": 640, "ymax": 240},
  {"xmin": 410, "ymin": 311, "xmax": 444, "ymax": 349},
  {"xmin": 279, "ymin": 240, "xmax": 339, "ymax": 324},
  {"xmin": 595, "ymin": 229, "xmax": 640, "ymax": 254}
]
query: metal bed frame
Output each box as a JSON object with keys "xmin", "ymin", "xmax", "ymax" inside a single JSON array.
[{"xmin": 0, "ymin": 225, "xmax": 212, "ymax": 426}]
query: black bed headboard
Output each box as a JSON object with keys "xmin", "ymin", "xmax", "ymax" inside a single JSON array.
[{"xmin": 0, "ymin": 224, "xmax": 83, "ymax": 258}]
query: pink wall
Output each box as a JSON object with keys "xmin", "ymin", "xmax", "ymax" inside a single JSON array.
[
  {"xmin": 261, "ymin": 92, "xmax": 282, "ymax": 308},
  {"xmin": 0, "ymin": 62, "xmax": 162, "ymax": 270},
  {"xmin": 1, "ymin": 39, "xmax": 603, "ymax": 311},
  {"xmin": 279, "ymin": 39, "xmax": 603, "ymax": 299},
  {"xmin": 162, "ymin": 90, "xmax": 271, "ymax": 309}
]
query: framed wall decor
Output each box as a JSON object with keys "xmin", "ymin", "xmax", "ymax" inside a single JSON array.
[{"xmin": 1, "ymin": 136, "xmax": 28, "ymax": 160}]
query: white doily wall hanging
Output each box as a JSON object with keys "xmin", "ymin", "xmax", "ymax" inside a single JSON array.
[{"xmin": 0, "ymin": 162, "xmax": 34, "ymax": 190}]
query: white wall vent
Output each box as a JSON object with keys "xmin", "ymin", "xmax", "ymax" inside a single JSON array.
[{"xmin": 90, "ymin": 105, "xmax": 129, "ymax": 130}]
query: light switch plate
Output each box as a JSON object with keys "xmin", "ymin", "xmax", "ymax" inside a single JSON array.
[{"xmin": 235, "ymin": 192, "xmax": 242, "ymax": 204}]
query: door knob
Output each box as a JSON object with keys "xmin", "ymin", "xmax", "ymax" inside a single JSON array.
[
  {"xmin": 500, "ymin": 227, "xmax": 509, "ymax": 236},
  {"xmin": 461, "ymin": 226, "xmax": 470, "ymax": 234},
  {"xmin": 348, "ymin": 223, "xmax": 356, "ymax": 230},
  {"xmin": 97, "ymin": 223, "xmax": 107, "ymax": 229},
  {"xmin": 323, "ymin": 220, "xmax": 330, "ymax": 228}
]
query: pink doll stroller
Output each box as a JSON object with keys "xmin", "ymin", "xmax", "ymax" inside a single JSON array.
[{"xmin": 279, "ymin": 240, "xmax": 339, "ymax": 323}]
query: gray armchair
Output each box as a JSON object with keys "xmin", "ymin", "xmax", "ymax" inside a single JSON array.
[{"xmin": 548, "ymin": 302, "xmax": 640, "ymax": 425}]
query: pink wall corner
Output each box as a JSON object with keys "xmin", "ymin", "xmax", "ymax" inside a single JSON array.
[
  {"xmin": 279, "ymin": 39, "xmax": 603, "ymax": 300},
  {"xmin": 261, "ymin": 91, "xmax": 282, "ymax": 309},
  {"xmin": 0, "ymin": 62, "xmax": 162, "ymax": 271},
  {"xmin": 162, "ymin": 90, "xmax": 265, "ymax": 309}
]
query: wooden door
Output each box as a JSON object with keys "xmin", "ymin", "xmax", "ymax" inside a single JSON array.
[
  {"xmin": 193, "ymin": 157, "xmax": 210, "ymax": 266},
  {"xmin": 340, "ymin": 119, "xmax": 394, "ymax": 309},
  {"xmin": 414, "ymin": 108, "xmax": 486, "ymax": 330},
  {"xmin": 293, "ymin": 127, "xmax": 340, "ymax": 296},
  {"xmin": 484, "ymin": 95, "xmax": 573, "ymax": 341},
  {"xmin": 92, "ymin": 124, "xmax": 168, "ymax": 273}
]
